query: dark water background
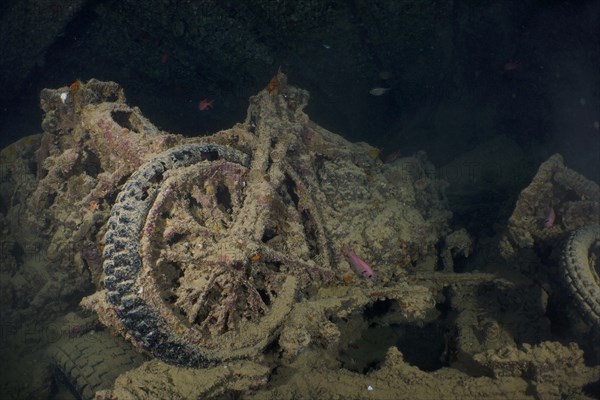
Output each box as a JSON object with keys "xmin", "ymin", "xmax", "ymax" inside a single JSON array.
[
  {"xmin": 0, "ymin": 0, "xmax": 598, "ymax": 241},
  {"xmin": 1, "ymin": 1, "xmax": 598, "ymax": 187},
  {"xmin": 0, "ymin": 2, "xmax": 599, "ymax": 398}
]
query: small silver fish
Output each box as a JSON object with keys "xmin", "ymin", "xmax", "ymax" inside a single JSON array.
[{"xmin": 369, "ymin": 87, "xmax": 390, "ymax": 96}]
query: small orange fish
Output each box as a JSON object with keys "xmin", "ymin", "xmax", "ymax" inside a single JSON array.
[
  {"xmin": 266, "ymin": 77, "xmax": 278, "ymax": 92},
  {"xmin": 198, "ymin": 98, "xmax": 214, "ymax": 111},
  {"xmin": 341, "ymin": 272, "xmax": 354, "ymax": 284},
  {"xmin": 267, "ymin": 67, "xmax": 287, "ymax": 93},
  {"xmin": 251, "ymin": 254, "xmax": 261, "ymax": 262},
  {"xmin": 384, "ymin": 148, "xmax": 401, "ymax": 163},
  {"xmin": 69, "ymin": 80, "xmax": 81, "ymax": 92},
  {"xmin": 503, "ymin": 61, "xmax": 521, "ymax": 71}
]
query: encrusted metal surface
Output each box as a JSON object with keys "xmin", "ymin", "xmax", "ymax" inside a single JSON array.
[{"xmin": 562, "ymin": 225, "xmax": 600, "ymax": 328}]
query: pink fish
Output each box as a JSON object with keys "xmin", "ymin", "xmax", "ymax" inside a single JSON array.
[
  {"xmin": 383, "ymin": 148, "xmax": 401, "ymax": 163},
  {"xmin": 341, "ymin": 246, "xmax": 375, "ymax": 280},
  {"xmin": 544, "ymin": 207, "xmax": 556, "ymax": 229},
  {"xmin": 198, "ymin": 98, "xmax": 214, "ymax": 111}
]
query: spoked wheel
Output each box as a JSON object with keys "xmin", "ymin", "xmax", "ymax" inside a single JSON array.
[{"xmin": 103, "ymin": 143, "xmax": 331, "ymax": 367}]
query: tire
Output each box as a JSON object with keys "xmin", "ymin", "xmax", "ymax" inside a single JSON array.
[
  {"xmin": 561, "ymin": 225, "xmax": 600, "ymax": 328},
  {"xmin": 48, "ymin": 330, "xmax": 146, "ymax": 400},
  {"xmin": 101, "ymin": 143, "xmax": 323, "ymax": 367}
]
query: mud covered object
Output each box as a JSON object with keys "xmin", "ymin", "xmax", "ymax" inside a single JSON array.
[
  {"xmin": 3, "ymin": 79, "xmax": 600, "ymax": 399},
  {"xmin": 500, "ymin": 153, "xmax": 600, "ymax": 260},
  {"xmin": 23, "ymin": 77, "xmax": 448, "ymax": 367},
  {"xmin": 500, "ymin": 154, "xmax": 600, "ymax": 330}
]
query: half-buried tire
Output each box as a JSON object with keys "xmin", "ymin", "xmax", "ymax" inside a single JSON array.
[
  {"xmin": 561, "ymin": 225, "xmax": 600, "ymax": 329},
  {"xmin": 48, "ymin": 330, "xmax": 146, "ymax": 400}
]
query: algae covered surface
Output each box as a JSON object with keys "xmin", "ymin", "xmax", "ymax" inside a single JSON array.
[{"xmin": 0, "ymin": 79, "xmax": 599, "ymax": 399}]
